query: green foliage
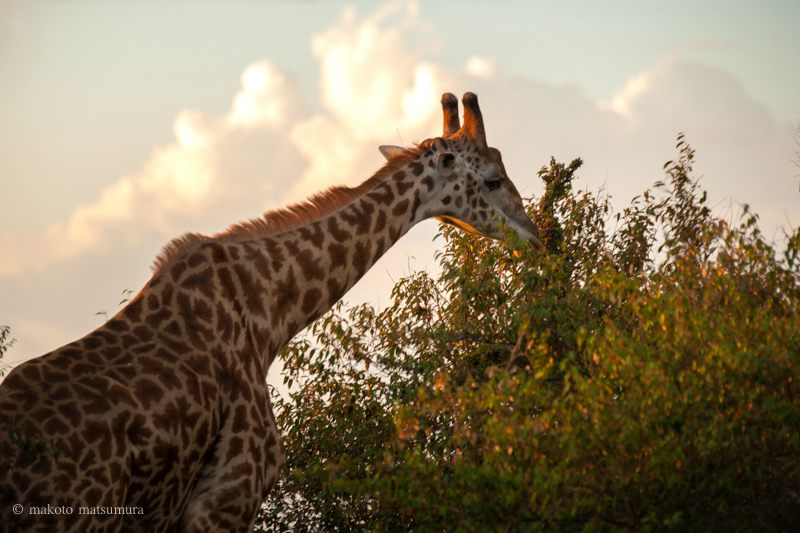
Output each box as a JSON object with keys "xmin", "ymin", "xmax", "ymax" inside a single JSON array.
[
  {"xmin": 0, "ymin": 325, "xmax": 15, "ymax": 378},
  {"xmin": 257, "ymin": 136, "xmax": 800, "ymax": 532},
  {"xmin": 2, "ymin": 421, "xmax": 61, "ymax": 468}
]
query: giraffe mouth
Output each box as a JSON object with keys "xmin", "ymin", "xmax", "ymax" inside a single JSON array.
[
  {"xmin": 437, "ymin": 215, "xmax": 545, "ymax": 250},
  {"xmin": 435, "ymin": 216, "xmax": 487, "ymax": 238}
]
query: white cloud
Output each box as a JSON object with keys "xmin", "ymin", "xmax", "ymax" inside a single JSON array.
[
  {"xmin": 229, "ymin": 61, "xmax": 306, "ymax": 129},
  {"xmin": 0, "ymin": 60, "xmax": 307, "ymax": 277},
  {"xmin": 611, "ymin": 69, "xmax": 652, "ymax": 118},
  {"xmin": 311, "ymin": 1, "xmax": 437, "ymax": 139},
  {"xmin": 603, "ymin": 58, "xmax": 796, "ymax": 232},
  {"xmin": 465, "ymin": 56, "xmax": 497, "ymax": 80},
  {"xmin": 282, "ymin": 1, "xmax": 447, "ymax": 201},
  {"xmin": 2, "ymin": 0, "xmax": 797, "ymax": 365}
]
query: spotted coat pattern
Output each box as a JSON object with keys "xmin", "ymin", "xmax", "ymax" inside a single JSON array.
[{"xmin": 0, "ymin": 93, "xmax": 542, "ymax": 532}]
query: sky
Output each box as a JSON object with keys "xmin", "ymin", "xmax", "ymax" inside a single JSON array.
[{"xmin": 1, "ymin": 0, "xmax": 799, "ymax": 388}]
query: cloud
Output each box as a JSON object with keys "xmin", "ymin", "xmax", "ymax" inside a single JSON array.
[
  {"xmin": 312, "ymin": 2, "xmax": 437, "ymax": 138},
  {"xmin": 7, "ymin": 1, "xmax": 792, "ymax": 279},
  {"xmin": 2, "ymin": 0, "xmax": 797, "ymax": 363},
  {"xmin": 286, "ymin": 1, "xmax": 442, "ymax": 198},
  {"xmin": 0, "ymin": 60, "xmax": 308, "ymax": 277},
  {"xmin": 605, "ymin": 58, "xmax": 796, "ymax": 231}
]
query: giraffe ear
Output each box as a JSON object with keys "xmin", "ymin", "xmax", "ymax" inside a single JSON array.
[
  {"xmin": 379, "ymin": 145, "xmax": 405, "ymax": 161},
  {"xmin": 437, "ymin": 152, "xmax": 456, "ymax": 178}
]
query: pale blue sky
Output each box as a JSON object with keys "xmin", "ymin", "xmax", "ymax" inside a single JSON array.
[{"xmin": 1, "ymin": 0, "xmax": 798, "ymax": 367}]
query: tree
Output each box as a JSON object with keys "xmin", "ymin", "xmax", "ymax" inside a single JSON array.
[
  {"xmin": 257, "ymin": 136, "xmax": 800, "ymax": 532},
  {"xmin": 0, "ymin": 326, "xmax": 15, "ymax": 379}
]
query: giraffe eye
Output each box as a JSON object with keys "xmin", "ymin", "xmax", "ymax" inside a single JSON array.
[{"xmin": 485, "ymin": 177, "xmax": 505, "ymax": 191}]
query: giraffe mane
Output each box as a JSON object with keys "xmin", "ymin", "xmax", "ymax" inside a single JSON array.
[{"xmin": 150, "ymin": 143, "xmax": 430, "ymax": 274}]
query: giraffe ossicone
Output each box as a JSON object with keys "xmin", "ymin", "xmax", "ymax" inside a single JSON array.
[{"xmin": 0, "ymin": 92, "xmax": 542, "ymax": 532}]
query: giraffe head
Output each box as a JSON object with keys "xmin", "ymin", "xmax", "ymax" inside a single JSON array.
[{"xmin": 380, "ymin": 92, "xmax": 544, "ymax": 250}]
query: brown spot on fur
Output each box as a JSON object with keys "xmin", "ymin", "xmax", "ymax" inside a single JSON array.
[
  {"xmin": 226, "ymin": 436, "xmax": 244, "ymax": 463},
  {"xmin": 216, "ymin": 302, "xmax": 234, "ymax": 344},
  {"xmin": 161, "ymin": 283, "xmax": 174, "ymax": 306},
  {"xmin": 328, "ymin": 242, "xmax": 347, "ymax": 270},
  {"xmin": 353, "ymin": 241, "xmax": 372, "ymax": 276},
  {"xmin": 82, "ymin": 420, "xmax": 113, "ymax": 462},
  {"xmin": 244, "ymin": 243, "xmax": 272, "ymax": 281},
  {"xmin": 283, "ymin": 239, "xmax": 300, "ymax": 256},
  {"xmin": 43, "ymin": 416, "xmax": 70, "ymax": 435},
  {"xmin": 170, "ymin": 261, "xmax": 188, "ymax": 282},
  {"xmin": 374, "ymin": 236, "xmax": 386, "ymax": 260},
  {"xmin": 296, "ymin": 249, "xmax": 324, "ymax": 281},
  {"xmin": 217, "ymin": 267, "xmax": 239, "ymax": 309},
  {"xmin": 302, "ymin": 288, "xmax": 322, "ymax": 314},
  {"xmin": 262, "ymin": 239, "xmax": 284, "ymax": 272},
  {"xmin": 123, "ymin": 297, "xmax": 144, "ymax": 323},
  {"xmin": 234, "ymin": 264, "xmax": 267, "ymax": 318},
  {"xmin": 410, "ymin": 190, "xmax": 422, "ymax": 221},
  {"xmin": 327, "ymin": 217, "xmax": 351, "ymax": 243},
  {"xmin": 298, "ymin": 222, "xmax": 325, "ymax": 248},
  {"xmin": 96, "ymin": 330, "xmax": 120, "ymax": 346},
  {"xmin": 84, "ymin": 335, "xmax": 102, "ymax": 350},
  {"xmin": 220, "ymin": 460, "xmax": 252, "ymax": 484},
  {"xmin": 392, "ymin": 199, "xmax": 410, "ymax": 216},
  {"xmin": 389, "ymin": 224, "xmax": 402, "ymax": 242},
  {"xmin": 366, "ymin": 183, "xmax": 395, "ymax": 205},
  {"xmin": 232, "ymin": 405, "xmax": 249, "ymax": 433},
  {"xmin": 132, "ymin": 325, "xmax": 153, "ymax": 343},
  {"xmin": 21, "ymin": 364, "xmax": 41, "ymax": 382},
  {"xmin": 271, "ymin": 266, "xmax": 300, "ymax": 326},
  {"xmin": 134, "ymin": 378, "xmax": 164, "ymax": 410},
  {"xmin": 110, "ymin": 411, "xmax": 131, "ymax": 457},
  {"xmin": 374, "ymin": 210, "xmax": 387, "ymax": 233},
  {"xmin": 192, "ymin": 298, "xmax": 214, "ymax": 324},
  {"xmin": 106, "ymin": 318, "xmax": 129, "ymax": 333},
  {"xmin": 326, "ymin": 277, "xmax": 347, "ymax": 306},
  {"xmin": 340, "ymin": 200, "xmax": 374, "ymax": 235},
  {"xmin": 188, "ymin": 252, "xmax": 206, "ymax": 268},
  {"xmin": 396, "ymin": 180, "xmax": 413, "ymax": 196},
  {"xmin": 203, "ymin": 242, "xmax": 227, "ymax": 264},
  {"xmin": 181, "ymin": 267, "xmax": 215, "ymax": 300},
  {"xmin": 145, "ymin": 308, "xmax": 172, "ymax": 329},
  {"xmin": 164, "ymin": 319, "xmax": 182, "ymax": 337},
  {"xmin": 56, "ymin": 401, "xmax": 81, "ymax": 427}
]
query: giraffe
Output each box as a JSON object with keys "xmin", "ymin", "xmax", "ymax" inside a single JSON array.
[{"xmin": 0, "ymin": 92, "xmax": 543, "ymax": 532}]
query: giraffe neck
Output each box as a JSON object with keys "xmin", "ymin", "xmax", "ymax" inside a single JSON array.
[
  {"xmin": 136, "ymin": 149, "xmax": 437, "ymax": 374},
  {"xmin": 251, "ymin": 165, "xmax": 428, "ymax": 362}
]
